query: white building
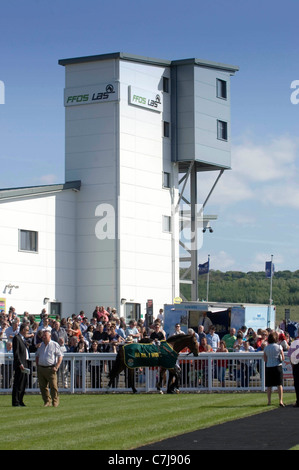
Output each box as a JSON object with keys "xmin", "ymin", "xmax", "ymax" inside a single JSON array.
[{"xmin": 0, "ymin": 52, "xmax": 238, "ymax": 321}]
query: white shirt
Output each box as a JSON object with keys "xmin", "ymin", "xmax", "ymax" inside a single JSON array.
[
  {"xmin": 20, "ymin": 333, "xmax": 29, "ymax": 360},
  {"xmin": 36, "ymin": 340, "xmax": 63, "ymax": 366},
  {"xmin": 198, "ymin": 316, "xmax": 213, "ymax": 333}
]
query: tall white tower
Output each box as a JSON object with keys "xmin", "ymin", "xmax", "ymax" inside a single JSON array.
[{"xmin": 59, "ymin": 52, "xmax": 238, "ymax": 318}]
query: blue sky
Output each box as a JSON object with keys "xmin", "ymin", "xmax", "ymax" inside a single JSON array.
[{"xmin": 0, "ymin": 0, "xmax": 298, "ymax": 273}]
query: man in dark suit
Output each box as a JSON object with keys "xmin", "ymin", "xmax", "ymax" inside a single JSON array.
[{"xmin": 12, "ymin": 323, "xmax": 30, "ymax": 407}]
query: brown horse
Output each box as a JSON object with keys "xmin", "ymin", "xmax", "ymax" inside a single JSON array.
[{"xmin": 107, "ymin": 333, "xmax": 199, "ymax": 394}]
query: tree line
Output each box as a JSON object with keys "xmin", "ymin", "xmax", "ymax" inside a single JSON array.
[{"xmin": 180, "ymin": 270, "xmax": 299, "ymax": 305}]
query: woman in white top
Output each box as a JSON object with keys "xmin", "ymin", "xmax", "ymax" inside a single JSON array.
[{"xmin": 263, "ymin": 331, "xmax": 285, "ymax": 407}]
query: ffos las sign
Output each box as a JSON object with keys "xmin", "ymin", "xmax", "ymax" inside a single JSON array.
[
  {"xmin": 64, "ymin": 82, "xmax": 119, "ymax": 106},
  {"xmin": 129, "ymin": 86, "xmax": 162, "ymax": 113}
]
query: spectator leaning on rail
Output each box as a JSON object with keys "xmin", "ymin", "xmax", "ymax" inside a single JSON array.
[
  {"xmin": 206, "ymin": 326, "xmax": 220, "ymax": 352},
  {"xmin": 125, "ymin": 320, "xmax": 141, "ymax": 343},
  {"xmin": 222, "ymin": 328, "xmax": 237, "ymax": 352},
  {"xmin": 150, "ymin": 322, "xmax": 165, "ymax": 342}
]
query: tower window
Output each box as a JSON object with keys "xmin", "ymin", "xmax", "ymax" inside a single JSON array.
[
  {"xmin": 163, "ymin": 77, "xmax": 169, "ymax": 93},
  {"xmin": 162, "ymin": 215, "xmax": 171, "ymax": 233},
  {"xmin": 163, "ymin": 172, "xmax": 170, "ymax": 188},
  {"xmin": 163, "ymin": 121, "xmax": 170, "ymax": 138},
  {"xmin": 217, "ymin": 120, "xmax": 228, "ymax": 141},
  {"xmin": 216, "ymin": 79, "xmax": 227, "ymax": 100}
]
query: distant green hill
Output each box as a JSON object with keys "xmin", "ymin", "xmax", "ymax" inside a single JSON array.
[{"xmin": 180, "ymin": 269, "xmax": 299, "ymax": 306}]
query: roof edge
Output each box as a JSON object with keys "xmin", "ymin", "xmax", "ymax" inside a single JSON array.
[
  {"xmin": 171, "ymin": 58, "xmax": 239, "ymax": 73},
  {"xmin": 0, "ymin": 180, "xmax": 81, "ymax": 201},
  {"xmin": 58, "ymin": 52, "xmax": 171, "ymax": 67},
  {"xmin": 58, "ymin": 52, "xmax": 239, "ymax": 73}
]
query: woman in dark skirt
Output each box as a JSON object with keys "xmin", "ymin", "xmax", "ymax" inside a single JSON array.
[{"xmin": 263, "ymin": 331, "xmax": 285, "ymax": 407}]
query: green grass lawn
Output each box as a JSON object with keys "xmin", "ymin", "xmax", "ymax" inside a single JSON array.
[{"xmin": 0, "ymin": 392, "xmax": 296, "ymax": 450}]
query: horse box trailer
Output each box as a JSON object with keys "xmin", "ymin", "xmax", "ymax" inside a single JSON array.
[{"xmin": 163, "ymin": 301, "xmax": 276, "ymax": 338}]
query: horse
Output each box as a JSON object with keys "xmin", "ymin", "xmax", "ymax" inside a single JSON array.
[{"xmin": 107, "ymin": 333, "xmax": 199, "ymax": 394}]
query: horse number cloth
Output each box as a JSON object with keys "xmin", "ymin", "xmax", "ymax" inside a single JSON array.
[{"xmin": 124, "ymin": 341, "xmax": 178, "ymax": 369}]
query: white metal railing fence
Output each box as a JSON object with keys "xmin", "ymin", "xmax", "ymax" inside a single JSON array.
[{"xmin": 0, "ymin": 352, "xmax": 295, "ymax": 394}]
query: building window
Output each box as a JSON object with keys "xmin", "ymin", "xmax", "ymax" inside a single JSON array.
[
  {"xmin": 163, "ymin": 77, "xmax": 169, "ymax": 93},
  {"xmin": 163, "ymin": 172, "xmax": 170, "ymax": 188},
  {"xmin": 163, "ymin": 121, "xmax": 170, "ymax": 138},
  {"xmin": 19, "ymin": 230, "xmax": 38, "ymax": 252},
  {"xmin": 217, "ymin": 120, "xmax": 228, "ymax": 141},
  {"xmin": 216, "ymin": 79, "xmax": 227, "ymax": 100},
  {"xmin": 162, "ymin": 215, "xmax": 171, "ymax": 233},
  {"xmin": 49, "ymin": 302, "xmax": 61, "ymax": 317}
]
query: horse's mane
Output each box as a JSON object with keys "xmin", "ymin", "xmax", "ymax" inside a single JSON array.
[{"xmin": 166, "ymin": 333, "xmax": 193, "ymax": 343}]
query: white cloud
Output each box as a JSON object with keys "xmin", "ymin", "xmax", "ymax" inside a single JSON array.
[
  {"xmin": 199, "ymin": 134, "xmax": 299, "ymax": 209},
  {"xmin": 208, "ymin": 250, "xmax": 235, "ymax": 271},
  {"xmin": 259, "ymin": 182, "xmax": 299, "ymax": 209},
  {"xmin": 249, "ymin": 252, "xmax": 284, "ymax": 272},
  {"xmin": 232, "ymin": 135, "xmax": 298, "ymax": 182}
]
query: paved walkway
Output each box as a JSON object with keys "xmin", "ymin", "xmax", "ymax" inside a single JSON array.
[{"xmin": 137, "ymin": 405, "xmax": 299, "ymax": 450}]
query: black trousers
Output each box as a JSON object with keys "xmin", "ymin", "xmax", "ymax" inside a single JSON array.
[
  {"xmin": 293, "ymin": 363, "xmax": 299, "ymax": 405},
  {"xmin": 12, "ymin": 366, "xmax": 28, "ymax": 406}
]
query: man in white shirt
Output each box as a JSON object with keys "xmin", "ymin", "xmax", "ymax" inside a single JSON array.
[
  {"xmin": 35, "ymin": 330, "xmax": 63, "ymax": 407},
  {"xmin": 198, "ymin": 312, "xmax": 213, "ymax": 333}
]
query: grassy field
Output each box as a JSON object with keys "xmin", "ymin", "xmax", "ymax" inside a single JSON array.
[{"xmin": 0, "ymin": 392, "xmax": 296, "ymax": 450}]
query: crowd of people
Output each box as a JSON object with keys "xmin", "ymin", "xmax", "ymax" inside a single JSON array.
[
  {"xmin": 197, "ymin": 324, "xmax": 292, "ymax": 354},
  {"xmin": 0, "ymin": 305, "xmax": 167, "ymax": 355},
  {"xmin": 0, "ymin": 305, "xmax": 294, "ymax": 357},
  {"xmin": 1, "ymin": 305, "xmax": 299, "ymax": 408}
]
